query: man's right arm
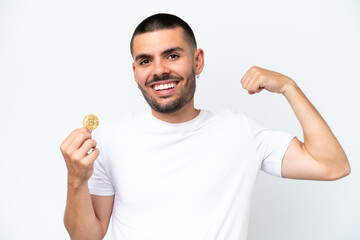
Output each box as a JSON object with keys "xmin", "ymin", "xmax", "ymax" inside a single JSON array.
[{"xmin": 60, "ymin": 127, "xmax": 114, "ymax": 240}]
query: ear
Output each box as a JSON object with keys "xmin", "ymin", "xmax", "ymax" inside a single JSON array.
[
  {"xmin": 194, "ymin": 48, "xmax": 205, "ymax": 75},
  {"xmin": 132, "ymin": 62, "xmax": 138, "ymax": 85}
]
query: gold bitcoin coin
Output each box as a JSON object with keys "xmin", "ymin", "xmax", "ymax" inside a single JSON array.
[{"xmin": 83, "ymin": 114, "xmax": 99, "ymax": 130}]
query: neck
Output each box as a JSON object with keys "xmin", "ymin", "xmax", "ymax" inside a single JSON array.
[{"xmin": 151, "ymin": 99, "xmax": 200, "ymax": 123}]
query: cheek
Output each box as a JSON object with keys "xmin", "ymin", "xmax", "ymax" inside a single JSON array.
[
  {"xmin": 135, "ymin": 69, "xmax": 150, "ymax": 85},
  {"xmin": 172, "ymin": 61, "xmax": 193, "ymax": 76}
]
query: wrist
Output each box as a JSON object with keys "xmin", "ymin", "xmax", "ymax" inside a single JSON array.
[
  {"xmin": 67, "ymin": 175, "xmax": 89, "ymax": 190},
  {"xmin": 282, "ymin": 78, "xmax": 299, "ymax": 97}
]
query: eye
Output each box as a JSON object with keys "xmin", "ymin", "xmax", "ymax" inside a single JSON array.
[
  {"xmin": 140, "ymin": 59, "xmax": 150, "ymax": 65},
  {"xmin": 168, "ymin": 54, "xmax": 179, "ymax": 60}
]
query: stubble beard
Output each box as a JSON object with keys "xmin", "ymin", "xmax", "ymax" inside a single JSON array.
[{"xmin": 138, "ymin": 70, "xmax": 196, "ymax": 114}]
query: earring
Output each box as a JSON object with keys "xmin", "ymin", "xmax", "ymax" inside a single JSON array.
[{"xmin": 196, "ymin": 74, "xmax": 200, "ymax": 79}]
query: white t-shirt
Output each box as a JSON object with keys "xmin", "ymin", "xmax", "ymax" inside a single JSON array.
[{"xmin": 89, "ymin": 109, "xmax": 294, "ymax": 240}]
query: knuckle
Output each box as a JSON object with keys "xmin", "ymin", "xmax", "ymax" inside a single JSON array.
[
  {"xmin": 254, "ymin": 70, "xmax": 260, "ymax": 76},
  {"xmin": 59, "ymin": 144, "xmax": 65, "ymax": 152},
  {"xmin": 79, "ymin": 132, "xmax": 90, "ymax": 140},
  {"xmin": 64, "ymin": 149, "xmax": 72, "ymax": 157},
  {"xmin": 72, "ymin": 153, "xmax": 82, "ymax": 162},
  {"xmin": 78, "ymin": 132, "xmax": 86, "ymax": 138},
  {"xmin": 85, "ymin": 139, "xmax": 96, "ymax": 146}
]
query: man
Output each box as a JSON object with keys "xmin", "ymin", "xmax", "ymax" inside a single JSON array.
[{"xmin": 60, "ymin": 13, "xmax": 350, "ymax": 240}]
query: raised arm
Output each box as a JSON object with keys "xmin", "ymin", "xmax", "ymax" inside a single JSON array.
[
  {"xmin": 60, "ymin": 127, "xmax": 114, "ymax": 239},
  {"xmin": 241, "ymin": 66, "xmax": 351, "ymax": 180}
]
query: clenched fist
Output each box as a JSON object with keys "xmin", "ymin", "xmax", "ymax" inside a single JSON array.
[
  {"xmin": 60, "ymin": 127, "xmax": 100, "ymax": 188},
  {"xmin": 240, "ymin": 66, "xmax": 294, "ymax": 95}
]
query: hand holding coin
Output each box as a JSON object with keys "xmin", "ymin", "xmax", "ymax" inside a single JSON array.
[{"xmin": 59, "ymin": 114, "xmax": 100, "ymax": 188}]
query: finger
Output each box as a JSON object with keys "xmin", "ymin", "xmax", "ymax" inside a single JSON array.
[
  {"xmin": 83, "ymin": 148, "xmax": 100, "ymax": 166},
  {"xmin": 241, "ymin": 71, "xmax": 252, "ymax": 89},
  {"xmin": 243, "ymin": 71, "xmax": 257, "ymax": 91},
  {"xmin": 71, "ymin": 139, "xmax": 97, "ymax": 164},
  {"xmin": 241, "ymin": 65, "xmax": 258, "ymax": 84},
  {"xmin": 253, "ymin": 76, "xmax": 267, "ymax": 93},
  {"xmin": 256, "ymin": 87, "xmax": 265, "ymax": 93},
  {"xmin": 248, "ymin": 87, "xmax": 264, "ymax": 95},
  {"xmin": 249, "ymin": 80, "xmax": 261, "ymax": 93},
  {"xmin": 66, "ymin": 131, "xmax": 92, "ymax": 155},
  {"xmin": 240, "ymin": 71, "xmax": 249, "ymax": 85},
  {"xmin": 60, "ymin": 127, "xmax": 92, "ymax": 152},
  {"xmin": 248, "ymin": 69, "xmax": 268, "ymax": 93},
  {"xmin": 77, "ymin": 139, "xmax": 98, "ymax": 157},
  {"xmin": 242, "ymin": 67, "xmax": 254, "ymax": 86}
]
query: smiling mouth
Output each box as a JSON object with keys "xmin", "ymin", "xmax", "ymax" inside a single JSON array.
[{"xmin": 151, "ymin": 81, "xmax": 179, "ymax": 91}]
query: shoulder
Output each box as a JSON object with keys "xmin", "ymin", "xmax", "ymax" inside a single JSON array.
[
  {"xmin": 211, "ymin": 108, "xmax": 248, "ymax": 123},
  {"xmin": 201, "ymin": 108, "xmax": 251, "ymax": 131}
]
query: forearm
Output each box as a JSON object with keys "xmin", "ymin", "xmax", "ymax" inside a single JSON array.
[
  {"xmin": 283, "ymin": 80, "xmax": 350, "ymax": 174},
  {"xmin": 64, "ymin": 181, "xmax": 103, "ymax": 240}
]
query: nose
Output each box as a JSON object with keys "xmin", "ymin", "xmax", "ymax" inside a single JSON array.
[{"xmin": 152, "ymin": 58, "xmax": 169, "ymax": 77}]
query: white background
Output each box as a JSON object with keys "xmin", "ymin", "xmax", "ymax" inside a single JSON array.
[{"xmin": 1, "ymin": 0, "xmax": 359, "ymax": 239}]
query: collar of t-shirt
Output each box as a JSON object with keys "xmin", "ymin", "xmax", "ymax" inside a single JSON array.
[{"xmin": 143, "ymin": 108, "xmax": 211, "ymax": 133}]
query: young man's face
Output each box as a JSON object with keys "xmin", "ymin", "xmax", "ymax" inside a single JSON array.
[{"xmin": 132, "ymin": 27, "xmax": 203, "ymax": 114}]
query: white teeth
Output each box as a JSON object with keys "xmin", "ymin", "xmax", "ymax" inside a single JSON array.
[{"xmin": 153, "ymin": 82, "xmax": 176, "ymax": 91}]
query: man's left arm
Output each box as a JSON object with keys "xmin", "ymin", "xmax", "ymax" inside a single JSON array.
[{"xmin": 241, "ymin": 66, "xmax": 351, "ymax": 180}]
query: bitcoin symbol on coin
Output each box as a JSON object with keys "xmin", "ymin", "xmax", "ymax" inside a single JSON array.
[{"xmin": 83, "ymin": 114, "xmax": 99, "ymax": 130}]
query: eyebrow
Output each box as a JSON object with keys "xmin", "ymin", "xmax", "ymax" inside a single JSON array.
[
  {"xmin": 134, "ymin": 53, "xmax": 151, "ymax": 62},
  {"xmin": 162, "ymin": 47, "xmax": 184, "ymax": 56},
  {"xmin": 134, "ymin": 47, "xmax": 185, "ymax": 62}
]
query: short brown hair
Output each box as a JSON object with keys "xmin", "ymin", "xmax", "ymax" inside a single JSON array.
[{"xmin": 130, "ymin": 13, "xmax": 197, "ymax": 56}]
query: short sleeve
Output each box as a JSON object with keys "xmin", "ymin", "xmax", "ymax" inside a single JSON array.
[
  {"xmin": 246, "ymin": 116, "xmax": 295, "ymax": 178},
  {"xmin": 88, "ymin": 127, "xmax": 115, "ymax": 196}
]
